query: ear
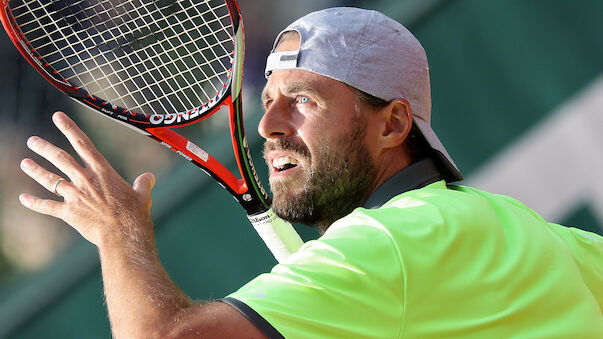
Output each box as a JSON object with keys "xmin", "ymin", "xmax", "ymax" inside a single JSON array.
[{"xmin": 376, "ymin": 98, "xmax": 413, "ymax": 149}]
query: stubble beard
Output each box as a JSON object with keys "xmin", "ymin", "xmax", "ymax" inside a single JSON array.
[{"xmin": 265, "ymin": 120, "xmax": 375, "ymax": 233}]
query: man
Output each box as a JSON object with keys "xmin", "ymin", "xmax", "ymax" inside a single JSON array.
[{"xmin": 19, "ymin": 7, "xmax": 602, "ymax": 339}]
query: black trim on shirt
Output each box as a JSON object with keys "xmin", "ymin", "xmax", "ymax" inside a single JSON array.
[
  {"xmin": 219, "ymin": 297, "xmax": 285, "ymax": 339},
  {"xmin": 363, "ymin": 158, "xmax": 443, "ymax": 209}
]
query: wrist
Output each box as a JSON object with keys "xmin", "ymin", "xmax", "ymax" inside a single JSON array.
[{"xmin": 97, "ymin": 217, "xmax": 157, "ymax": 258}]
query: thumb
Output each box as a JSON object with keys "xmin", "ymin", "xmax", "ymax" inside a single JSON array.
[{"xmin": 133, "ymin": 173, "xmax": 155, "ymax": 196}]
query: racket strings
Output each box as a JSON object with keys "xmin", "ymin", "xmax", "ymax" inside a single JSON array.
[
  {"xmin": 72, "ymin": 0, "xmax": 230, "ymax": 112},
  {"xmin": 55, "ymin": 0, "xmax": 222, "ymax": 112},
  {"xmin": 9, "ymin": 0, "xmax": 235, "ymax": 116},
  {"xmin": 23, "ymin": 0, "xmax": 231, "ymax": 105}
]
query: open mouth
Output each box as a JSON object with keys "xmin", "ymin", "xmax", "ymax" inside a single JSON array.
[{"xmin": 272, "ymin": 155, "xmax": 299, "ymax": 172}]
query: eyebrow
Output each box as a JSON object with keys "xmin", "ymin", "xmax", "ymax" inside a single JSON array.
[{"xmin": 261, "ymin": 81, "xmax": 322, "ymax": 103}]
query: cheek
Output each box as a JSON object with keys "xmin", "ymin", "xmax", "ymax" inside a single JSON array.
[
  {"xmin": 362, "ymin": 134, "xmax": 380, "ymax": 163},
  {"xmin": 296, "ymin": 107, "xmax": 360, "ymax": 160},
  {"xmin": 360, "ymin": 117, "xmax": 382, "ymax": 160},
  {"xmin": 301, "ymin": 127, "xmax": 346, "ymax": 166},
  {"xmin": 295, "ymin": 120, "xmax": 324, "ymax": 149}
]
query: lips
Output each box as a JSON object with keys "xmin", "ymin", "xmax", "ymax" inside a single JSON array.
[
  {"xmin": 272, "ymin": 155, "xmax": 299, "ymax": 172},
  {"xmin": 264, "ymin": 138, "xmax": 309, "ymax": 177},
  {"xmin": 265, "ymin": 151, "xmax": 304, "ymax": 180}
]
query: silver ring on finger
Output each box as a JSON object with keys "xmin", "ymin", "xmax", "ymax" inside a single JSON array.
[{"xmin": 51, "ymin": 178, "xmax": 67, "ymax": 197}]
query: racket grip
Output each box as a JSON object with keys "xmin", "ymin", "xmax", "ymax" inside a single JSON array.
[{"xmin": 248, "ymin": 208, "xmax": 303, "ymax": 263}]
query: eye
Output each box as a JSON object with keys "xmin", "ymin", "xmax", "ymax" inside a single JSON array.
[
  {"xmin": 263, "ymin": 99, "xmax": 273, "ymax": 109},
  {"xmin": 297, "ymin": 96, "xmax": 310, "ymax": 104}
]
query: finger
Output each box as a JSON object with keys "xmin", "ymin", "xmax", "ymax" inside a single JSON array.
[
  {"xmin": 19, "ymin": 193, "xmax": 64, "ymax": 217},
  {"xmin": 26, "ymin": 136, "xmax": 84, "ymax": 182},
  {"xmin": 133, "ymin": 173, "xmax": 155, "ymax": 196},
  {"xmin": 52, "ymin": 112, "xmax": 109, "ymax": 169},
  {"xmin": 20, "ymin": 158, "xmax": 77, "ymax": 197}
]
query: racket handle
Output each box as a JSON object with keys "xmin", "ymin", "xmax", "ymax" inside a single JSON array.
[{"xmin": 248, "ymin": 208, "xmax": 303, "ymax": 263}]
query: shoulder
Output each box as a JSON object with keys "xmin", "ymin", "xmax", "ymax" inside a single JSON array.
[
  {"xmin": 342, "ymin": 181, "xmax": 497, "ymax": 238},
  {"xmin": 355, "ymin": 181, "xmax": 544, "ymax": 236},
  {"xmin": 336, "ymin": 181, "xmax": 553, "ymax": 270}
]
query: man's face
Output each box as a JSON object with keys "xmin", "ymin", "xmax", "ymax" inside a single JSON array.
[{"xmin": 259, "ymin": 64, "xmax": 377, "ymax": 231}]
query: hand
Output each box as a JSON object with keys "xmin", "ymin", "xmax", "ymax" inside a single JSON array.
[{"xmin": 19, "ymin": 112, "xmax": 156, "ymax": 247}]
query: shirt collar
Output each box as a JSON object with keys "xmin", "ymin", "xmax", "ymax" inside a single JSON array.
[{"xmin": 363, "ymin": 158, "xmax": 442, "ymax": 209}]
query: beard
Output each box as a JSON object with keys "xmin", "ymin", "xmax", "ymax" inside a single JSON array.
[{"xmin": 264, "ymin": 119, "xmax": 375, "ymax": 233}]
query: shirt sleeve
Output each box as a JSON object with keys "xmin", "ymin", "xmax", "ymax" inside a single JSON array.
[{"xmin": 226, "ymin": 210, "xmax": 405, "ymax": 339}]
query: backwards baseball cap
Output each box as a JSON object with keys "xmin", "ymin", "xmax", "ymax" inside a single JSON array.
[{"xmin": 265, "ymin": 7, "xmax": 463, "ymax": 182}]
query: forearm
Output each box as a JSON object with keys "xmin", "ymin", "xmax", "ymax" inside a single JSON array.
[{"xmin": 98, "ymin": 218, "xmax": 191, "ymax": 339}]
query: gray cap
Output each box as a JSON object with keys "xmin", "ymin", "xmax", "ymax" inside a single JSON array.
[{"xmin": 265, "ymin": 7, "xmax": 462, "ymax": 182}]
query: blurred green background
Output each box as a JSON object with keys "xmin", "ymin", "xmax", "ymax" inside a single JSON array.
[{"xmin": 0, "ymin": 0, "xmax": 601, "ymax": 337}]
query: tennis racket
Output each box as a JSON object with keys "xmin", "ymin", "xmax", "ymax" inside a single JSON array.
[{"xmin": 1, "ymin": 0, "xmax": 302, "ymax": 262}]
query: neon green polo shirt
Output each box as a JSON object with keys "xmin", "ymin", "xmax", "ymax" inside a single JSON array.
[{"xmin": 225, "ymin": 181, "xmax": 603, "ymax": 338}]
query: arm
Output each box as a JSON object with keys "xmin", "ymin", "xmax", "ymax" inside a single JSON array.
[{"xmin": 19, "ymin": 112, "xmax": 265, "ymax": 339}]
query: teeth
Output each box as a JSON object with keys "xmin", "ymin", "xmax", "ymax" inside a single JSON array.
[{"xmin": 272, "ymin": 156, "xmax": 298, "ymax": 170}]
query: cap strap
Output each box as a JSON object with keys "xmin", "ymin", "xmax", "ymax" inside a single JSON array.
[{"xmin": 265, "ymin": 50, "xmax": 299, "ymax": 77}]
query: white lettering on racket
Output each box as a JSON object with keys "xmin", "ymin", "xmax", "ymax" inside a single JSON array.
[
  {"xmin": 186, "ymin": 141, "xmax": 209, "ymax": 162},
  {"xmin": 149, "ymin": 109, "xmax": 203, "ymax": 125},
  {"xmin": 175, "ymin": 150, "xmax": 192, "ymax": 162},
  {"xmin": 100, "ymin": 108, "xmax": 114, "ymax": 115}
]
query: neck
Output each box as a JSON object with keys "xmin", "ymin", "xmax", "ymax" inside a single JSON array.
[
  {"xmin": 363, "ymin": 158, "xmax": 443, "ymax": 209},
  {"xmin": 368, "ymin": 150, "xmax": 413, "ymax": 199}
]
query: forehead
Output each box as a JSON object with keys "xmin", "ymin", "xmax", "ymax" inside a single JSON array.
[{"xmin": 261, "ymin": 69, "xmax": 352, "ymax": 101}]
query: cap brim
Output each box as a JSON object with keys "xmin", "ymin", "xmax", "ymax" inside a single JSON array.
[{"xmin": 414, "ymin": 117, "xmax": 463, "ymax": 182}]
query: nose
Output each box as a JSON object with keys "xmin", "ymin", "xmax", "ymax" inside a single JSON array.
[{"xmin": 257, "ymin": 97, "xmax": 294, "ymax": 139}]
